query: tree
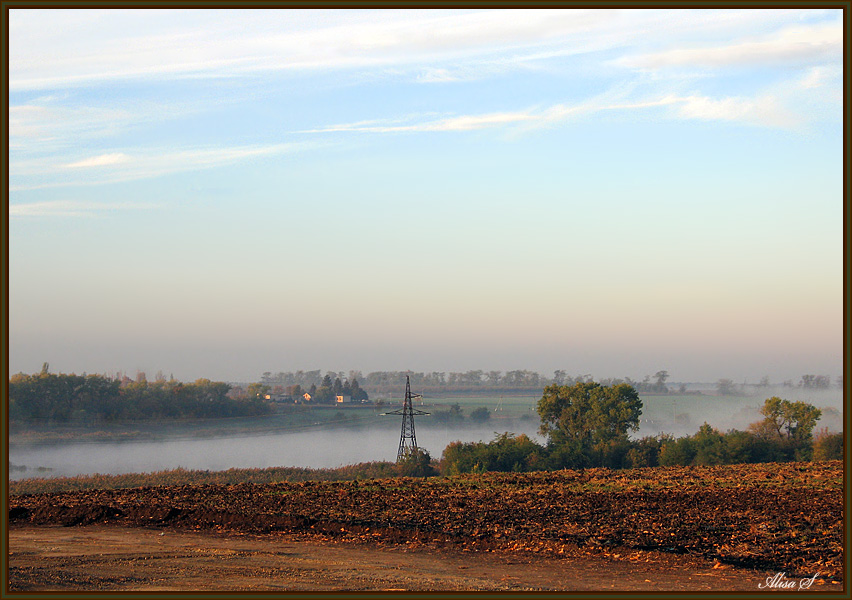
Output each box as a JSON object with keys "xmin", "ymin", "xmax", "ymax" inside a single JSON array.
[
  {"xmin": 537, "ymin": 381, "xmax": 642, "ymax": 468},
  {"xmin": 813, "ymin": 428, "xmax": 842, "ymax": 461},
  {"xmin": 397, "ymin": 447, "xmax": 434, "ymax": 477},
  {"xmin": 313, "ymin": 384, "xmax": 334, "ymax": 404},
  {"xmin": 653, "ymin": 370, "xmax": 669, "ymax": 394},
  {"xmin": 469, "ymin": 406, "xmax": 490, "ymax": 424},
  {"xmin": 350, "ymin": 378, "xmax": 368, "ymax": 402},
  {"xmin": 247, "ymin": 382, "xmax": 270, "ymax": 399},
  {"xmin": 659, "ymin": 436, "xmax": 696, "ymax": 466},
  {"xmin": 751, "ymin": 396, "xmax": 822, "ymax": 461},
  {"xmin": 799, "ymin": 374, "xmax": 830, "ymax": 389},
  {"xmin": 691, "ymin": 423, "xmax": 725, "ymax": 465},
  {"xmin": 716, "ymin": 379, "xmax": 736, "ymax": 395},
  {"xmin": 433, "ymin": 404, "xmax": 464, "ymax": 426},
  {"xmin": 758, "ymin": 397, "xmax": 821, "ymax": 441},
  {"xmin": 440, "ymin": 433, "xmax": 544, "ymax": 475},
  {"xmin": 626, "ymin": 436, "xmax": 664, "ymax": 468}
]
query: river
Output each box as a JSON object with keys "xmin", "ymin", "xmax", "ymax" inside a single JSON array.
[{"xmin": 8, "ymin": 422, "xmax": 544, "ymax": 480}]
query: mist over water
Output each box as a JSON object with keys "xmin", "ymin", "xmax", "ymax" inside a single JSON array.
[
  {"xmin": 636, "ymin": 387, "xmax": 843, "ymax": 439},
  {"xmin": 8, "ymin": 422, "xmax": 544, "ymax": 481},
  {"xmin": 9, "ymin": 388, "xmax": 842, "ymax": 481}
]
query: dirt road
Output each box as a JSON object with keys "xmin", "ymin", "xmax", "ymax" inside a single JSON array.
[{"xmin": 8, "ymin": 525, "xmax": 800, "ymax": 592}]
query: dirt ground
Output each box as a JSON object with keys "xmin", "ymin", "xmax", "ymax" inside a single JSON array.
[{"xmin": 7, "ymin": 524, "xmax": 820, "ymax": 592}]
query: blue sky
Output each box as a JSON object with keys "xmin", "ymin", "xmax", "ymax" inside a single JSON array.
[{"xmin": 8, "ymin": 8, "xmax": 844, "ymax": 383}]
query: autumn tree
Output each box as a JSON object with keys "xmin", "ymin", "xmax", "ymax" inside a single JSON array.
[
  {"xmin": 813, "ymin": 428, "xmax": 843, "ymax": 461},
  {"xmin": 749, "ymin": 396, "xmax": 822, "ymax": 460}
]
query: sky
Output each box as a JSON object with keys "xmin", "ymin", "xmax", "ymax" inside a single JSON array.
[{"xmin": 7, "ymin": 8, "xmax": 845, "ymax": 384}]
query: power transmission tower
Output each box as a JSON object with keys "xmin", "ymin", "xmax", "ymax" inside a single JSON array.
[{"xmin": 385, "ymin": 375, "xmax": 429, "ymax": 462}]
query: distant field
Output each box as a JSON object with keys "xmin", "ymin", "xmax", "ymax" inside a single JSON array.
[
  {"xmin": 423, "ymin": 394, "xmax": 540, "ymax": 417},
  {"xmin": 10, "ymin": 389, "xmax": 840, "ymax": 447}
]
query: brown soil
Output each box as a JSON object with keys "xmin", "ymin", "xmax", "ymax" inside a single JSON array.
[
  {"xmin": 8, "ymin": 463, "xmax": 843, "ymax": 591},
  {"xmin": 8, "ymin": 525, "xmax": 816, "ymax": 592}
]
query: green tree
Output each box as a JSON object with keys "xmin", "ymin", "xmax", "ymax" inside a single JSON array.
[
  {"xmin": 440, "ymin": 433, "xmax": 544, "ymax": 475},
  {"xmin": 659, "ymin": 436, "xmax": 696, "ymax": 466},
  {"xmin": 397, "ymin": 447, "xmax": 435, "ymax": 477},
  {"xmin": 469, "ymin": 406, "xmax": 490, "ymax": 424},
  {"xmin": 626, "ymin": 436, "xmax": 663, "ymax": 468},
  {"xmin": 751, "ymin": 396, "xmax": 822, "ymax": 461},
  {"xmin": 433, "ymin": 403, "xmax": 464, "ymax": 425},
  {"xmin": 691, "ymin": 423, "xmax": 725, "ymax": 465},
  {"xmin": 247, "ymin": 382, "xmax": 270, "ymax": 400},
  {"xmin": 350, "ymin": 378, "xmax": 369, "ymax": 402},
  {"xmin": 537, "ymin": 381, "xmax": 642, "ymax": 468}
]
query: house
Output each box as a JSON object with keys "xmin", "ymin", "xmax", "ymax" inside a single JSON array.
[
  {"xmin": 302, "ymin": 392, "xmax": 312, "ymax": 402},
  {"xmin": 336, "ymin": 395, "xmax": 352, "ymax": 404}
]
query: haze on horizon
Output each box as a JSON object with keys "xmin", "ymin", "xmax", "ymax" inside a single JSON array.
[{"xmin": 7, "ymin": 9, "xmax": 843, "ymax": 385}]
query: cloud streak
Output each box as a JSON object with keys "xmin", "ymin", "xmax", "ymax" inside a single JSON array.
[
  {"xmin": 618, "ymin": 21, "xmax": 842, "ymax": 70},
  {"xmin": 11, "ymin": 9, "xmax": 837, "ymax": 91},
  {"xmin": 11, "ymin": 143, "xmax": 310, "ymax": 191},
  {"xmin": 301, "ymin": 110, "xmax": 537, "ymax": 134},
  {"xmin": 303, "ymin": 90, "xmax": 803, "ymax": 137},
  {"xmin": 65, "ymin": 153, "xmax": 130, "ymax": 168},
  {"xmin": 8, "ymin": 9, "xmax": 609, "ymax": 91}
]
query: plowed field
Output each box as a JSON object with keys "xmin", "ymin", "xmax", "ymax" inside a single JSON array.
[{"xmin": 9, "ymin": 461, "xmax": 843, "ymax": 587}]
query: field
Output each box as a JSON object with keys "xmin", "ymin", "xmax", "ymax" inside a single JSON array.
[{"xmin": 9, "ymin": 461, "xmax": 843, "ymax": 590}]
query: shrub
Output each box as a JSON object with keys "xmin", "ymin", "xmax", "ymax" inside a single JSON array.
[{"xmin": 813, "ymin": 428, "xmax": 843, "ymax": 461}]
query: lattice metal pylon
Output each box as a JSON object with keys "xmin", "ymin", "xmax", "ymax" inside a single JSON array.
[{"xmin": 385, "ymin": 375, "xmax": 429, "ymax": 462}]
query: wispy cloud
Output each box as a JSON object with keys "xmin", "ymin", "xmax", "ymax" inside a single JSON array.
[
  {"xmin": 302, "ymin": 89, "xmax": 802, "ymax": 137},
  {"xmin": 8, "ymin": 9, "xmax": 612, "ymax": 91},
  {"xmin": 618, "ymin": 21, "xmax": 842, "ymax": 70},
  {"xmin": 64, "ymin": 153, "xmax": 130, "ymax": 168},
  {"xmin": 302, "ymin": 110, "xmax": 536, "ymax": 134},
  {"xmin": 9, "ymin": 200, "xmax": 161, "ymax": 217},
  {"xmin": 672, "ymin": 94, "xmax": 797, "ymax": 129},
  {"xmin": 11, "ymin": 143, "xmax": 311, "ymax": 191}
]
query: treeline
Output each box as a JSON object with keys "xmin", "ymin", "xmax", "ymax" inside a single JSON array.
[
  {"xmin": 440, "ymin": 383, "xmax": 842, "ymax": 475},
  {"xmin": 716, "ymin": 374, "xmax": 841, "ymax": 395},
  {"xmin": 441, "ymin": 427, "xmax": 842, "ymax": 475},
  {"xmin": 261, "ymin": 369, "xmax": 842, "ymax": 394},
  {"xmin": 246, "ymin": 373, "xmax": 369, "ymax": 405},
  {"xmin": 9, "ymin": 365, "xmax": 271, "ymax": 424},
  {"xmin": 262, "ymin": 369, "xmax": 679, "ymax": 392}
]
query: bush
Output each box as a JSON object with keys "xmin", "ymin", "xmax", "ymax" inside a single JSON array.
[
  {"xmin": 397, "ymin": 447, "xmax": 435, "ymax": 478},
  {"xmin": 469, "ymin": 407, "xmax": 491, "ymax": 424},
  {"xmin": 813, "ymin": 429, "xmax": 843, "ymax": 461},
  {"xmin": 626, "ymin": 436, "xmax": 663, "ymax": 468},
  {"xmin": 441, "ymin": 433, "xmax": 545, "ymax": 475}
]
